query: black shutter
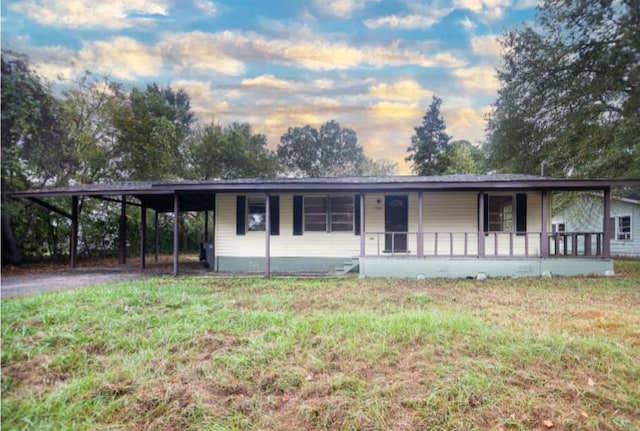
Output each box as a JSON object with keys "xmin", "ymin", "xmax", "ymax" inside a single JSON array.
[
  {"xmin": 480, "ymin": 194, "xmax": 489, "ymax": 232},
  {"xmin": 516, "ymin": 193, "xmax": 527, "ymax": 234},
  {"xmin": 236, "ymin": 196, "xmax": 246, "ymax": 235},
  {"xmin": 354, "ymin": 194, "xmax": 361, "ymax": 235},
  {"xmin": 293, "ymin": 195, "xmax": 303, "ymax": 235},
  {"xmin": 269, "ymin": 195, "xmax": 280, "ymax": 236}
]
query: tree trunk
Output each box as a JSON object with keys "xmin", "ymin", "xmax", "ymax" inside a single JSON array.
[{"xmin": 2, "ymin": 214, "xmax": 23, "ymax": 265}]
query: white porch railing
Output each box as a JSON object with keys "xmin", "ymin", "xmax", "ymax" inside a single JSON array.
[{"xmin": 363, "ymin": 231, "xmax": 605, "ymax": 258}]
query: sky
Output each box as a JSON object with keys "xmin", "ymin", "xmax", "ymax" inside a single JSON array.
[{"xmin": 1, "ymin": 0, "xmax": 537, "ymax": 174}]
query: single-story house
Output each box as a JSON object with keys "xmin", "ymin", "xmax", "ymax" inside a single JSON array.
[
  {"xmin": 12, "ymin": 174, "xmax": 640, "ymax": 278},
  {"xmin": 552, "ymin": 194, "xmax": 640, "ymax": 257}
]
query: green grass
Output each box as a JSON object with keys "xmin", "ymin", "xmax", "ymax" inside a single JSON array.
[{"xmin": 2, "ymin": 263, "xmax": 640, "ymax": 430}]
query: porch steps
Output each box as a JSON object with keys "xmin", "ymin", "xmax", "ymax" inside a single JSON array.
[{"xmin": 333, "ymin": 258, "xmax": 360, "ymax": 276}]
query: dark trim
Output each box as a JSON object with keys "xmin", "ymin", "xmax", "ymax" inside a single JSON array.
[
  {"xmin": 70, "ymin": 196, "xmax": 78, "ymax": 269},
  {"xmin": 293, "ymin": 195, "xmax": 303, "ymax": 235},
  {"xmin": 516, "ymin": 193, "xmax": 527, "ymax": 234},
  {"xmin": 269, "ymin": 195, "xmax": 280, "ymax": 236},
  {"xmin": 26, "ymin": 197, "xmax": 72, "ymax": 219},
  {"xmin": 354, "ymin": 194, "xmax": 361, "ymax": 236},
  {"xmin": 119, "ymin": 195, "xmax": 127, "ymax": 265},
  {"xmin": 236, "ymin": 196, "xmax": 246, "ymax": 235},
  {"xmin": 11, "ymin": 178, "xmax": 639, "ymax": 200}
]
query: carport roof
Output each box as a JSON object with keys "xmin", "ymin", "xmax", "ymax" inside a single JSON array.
[{"xmin": 11, "ymin": 174, "xmax": 640, "ymax": 212}]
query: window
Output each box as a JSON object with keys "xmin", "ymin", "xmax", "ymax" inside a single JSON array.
[
  {"xmin": 610, "ymin": 215, "xmax": 632, "ymax": 240},
  {"xmin": 304, "ymin": 196, "xmax": 354, "ymax": 232},
  {"xmin": 488, "ymin": 195, "xmax": 513, "ymax": 232},
  {"xmin": 552, "ymin": 223, "xmax": 565, "ymax": 233},
  {"xmin": 247, "ymin": 197, "xmax": 266, "ymax": 231}
]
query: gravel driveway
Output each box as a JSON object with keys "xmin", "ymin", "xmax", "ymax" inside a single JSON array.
[{"xmin": 1, "ymin": 267, "xmax": 152, "ymax": 299}]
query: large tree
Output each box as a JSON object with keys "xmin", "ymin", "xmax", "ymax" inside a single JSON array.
[
  {"xmin": 277, "ymin": 120, "xmax": 364, "ymax": 177},
  {"xmin": 485, "ymin": 0, "xmax": 640, "ymax": 178},
  {"xmin": 444, "ymin": 140, "xmax": 485, "ymax": 174},
  {"xmin": 406, "ymin": 96, "xmax": 452, "ymax": 176},
  {"xmin": 186, "ymin": 122, "xmax": 278, "ymax": 179},
  {"xmin": 112, "ymin": 84, "xmax": 195, "ymax": 180},
  {"xmin": 1, "ymin": 51, "xmax": 73, "ymax": 264}
]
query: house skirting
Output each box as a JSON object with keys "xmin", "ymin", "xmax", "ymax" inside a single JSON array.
[
  {"xmin": 216, "ymin": 256, "xmax": 350, "ymax": 273},
  {"xmin": 358, "ymin": 257, "xmax": 614, "ymax": 279}
]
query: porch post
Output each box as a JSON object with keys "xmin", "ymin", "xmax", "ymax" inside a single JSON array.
[
  {"xmin": 70, "ymin": 195, "xmax": 78, "ymax": 269},
  {"xmin": 173, "ymin": 193, "xmax": 179, "ymax": 276},
  {"xmin": 478, "ymin": 192, "xmax": 485, "ymax": 257},
  {"xmin": 265, "ymin": 192, "xmax": 271, "ymax": 278},
  {"xmin": 140, "ymin": 204, "xmax": 146, "ymax": 270},
  {"xmin": 540, "ymin": 190, "xmax": 549, "ymax": 258},
  {"xmin": 204, "ymin": 210, "xmax": 209, "ymax": 242},
  {"xmin": 119, "ymin": 195, "xmax": 127, "ymax": 264},
  {"xmin": 417, "ymin": 191, "xmax": 424, "ymax": 258},
  {"xmin": 603, "ymin": 187, "xmax": 611, "ymax": 258},
  {"xmin": 359, "ymin": 193, "xmax": 365, "ymax": 257},
  {"xmin": 154, "ymin": 211, "xmax": 159, "ymax": 262}
]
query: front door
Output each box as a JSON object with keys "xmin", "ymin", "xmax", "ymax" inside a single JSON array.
[{"xmin": 385, "ymin": 195, "xmax": 408, "ymax": 253}]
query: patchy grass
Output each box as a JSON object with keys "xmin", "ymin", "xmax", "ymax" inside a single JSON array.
[{"xmin": 2, "ymin": 268, "xmax": 639, "ymax": 430}]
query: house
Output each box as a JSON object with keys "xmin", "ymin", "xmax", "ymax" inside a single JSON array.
[
  {"xmin": 12, "ymin": 174, "xmax": 640, "ymax": 278},
  {"xmin": 552, "ymin": 194, "xmax": 640, "ymax": 257}
]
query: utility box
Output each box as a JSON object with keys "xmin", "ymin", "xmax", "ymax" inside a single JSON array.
[{"xmin": 200, "ymin": 242, "xmax": 214, "ymax": 269}]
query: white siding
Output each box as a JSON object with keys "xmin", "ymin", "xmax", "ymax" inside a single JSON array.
[
  {"xmin": 216, "ymin": 193, "xmax": 360, "ymax": 258},
  {"xmin": 552, "ymin": 195, "xmax": 640, "ymax": 257},
  {"xmin": 216, "ymin": 191, "xmax": 547, "ymax": 259}
]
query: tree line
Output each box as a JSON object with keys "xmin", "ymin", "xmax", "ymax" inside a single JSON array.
[{"xmin": 3, "ymin": 0, "xmax": 637, "ymax": 263}]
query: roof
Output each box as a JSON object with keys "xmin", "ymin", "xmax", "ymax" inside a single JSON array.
[{"xmin": 12, "ymin": 174, "xmax": 640, "ymax": 213}]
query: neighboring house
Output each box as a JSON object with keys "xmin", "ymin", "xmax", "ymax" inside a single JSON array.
[
  {"xmin": 13, "ymin": 174, "xmax": 640, "ymax": 278},
  {"xmin": 553, "ymin": 194, "xmax": 639, "ymax": 257}
]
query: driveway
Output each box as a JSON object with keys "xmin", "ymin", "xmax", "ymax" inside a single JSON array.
[{"xmin": 1, "ymin": 267, "xmax": 152, "ymax": 299}]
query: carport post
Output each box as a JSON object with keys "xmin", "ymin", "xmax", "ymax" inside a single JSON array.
[
  {"xmin": 119, "ymin": 195, "xmax": 127, "ymax": 264},
  {"xmin": 173, "ymin": 193, "xmax": 180, "ymax": 276},
  {"xmin": 540, "ymin": 190, "xmax": 550, "ymax": 258},
  {"xmin": 140, "ymin": 204, "xmax": 146, "ymax": 270},
  {"xmin": 603, "ymin": 187, "xmax": 611, "ymax": 258},
  {"xmin": 154, "ymin": 211, "xmax": 159, "ymax": 262},
  {"xmin": 70, "ymin": 195, "xmax": 78, "ymax": 269},
  {"xmin": 204, "ymin": 210, "xmax": 209, "ymax": 242},
  {"xmin": 265, "ymin": 192, "xmax": 271, "ymax": 278}
]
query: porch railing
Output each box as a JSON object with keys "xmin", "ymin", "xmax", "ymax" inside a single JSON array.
[{"xmin": 364, "ymin": 231, "xmax": 605, "ymax": 258}]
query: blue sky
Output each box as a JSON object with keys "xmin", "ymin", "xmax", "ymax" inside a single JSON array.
[{"xmin": 2, "ymin": 0, "xmax": 537, "ymax": 173}]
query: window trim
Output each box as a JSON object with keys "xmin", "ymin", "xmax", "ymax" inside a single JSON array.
[
  {"xmin": 610, "ymin": 214, "xmax": 632, "ymax": 241},
  {"xmin": 246, "ymin": 196, "xmax": 266, "ymax": 232},
  {"xmin": 487, "ymin": 194, "xmax": 515, "ymax": 233},
  {"xmin": 303, "ymin": 195, "xmax": 355, "ymax": 233}
]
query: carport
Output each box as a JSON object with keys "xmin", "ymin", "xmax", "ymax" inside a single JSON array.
[{"xmin": 12, "ymin": 182, "xmax": 215, "ymax": 276}]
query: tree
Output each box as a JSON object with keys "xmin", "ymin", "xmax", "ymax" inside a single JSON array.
[
  {"xmin": 277, "ymin": 120, "xmax": 364, "ymax": 177},
  {"xmin": 112, "ymin": 84, "xmax": 195, "ymax": 180},
  {"xmin": 484, "ymin": 0, "xmax": 640, "ymax": 178},
  {"xmin": 357, "ymin": 156, "xmax": 397, "ymax": 176},
  {"xmin": 1, "ymin": 50, "xmax": 73, "ymax": 264},
  {"xmin": 60, "ymin": 73, "xmax": 127, "ymax": 185},
  {"xmin": 186, "ymin": 122, "xmax": 278, "ymax": 179},
  {"xmin": 406, "ymin": 96, "xmax": 452, "ymax": 176},
  {"xmin": 444, "ymin": 140, "xmax": 485, "ymax": 174}
]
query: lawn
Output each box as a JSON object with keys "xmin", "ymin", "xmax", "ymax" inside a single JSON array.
[{"xmin": 2, "ymin": 261, "xmax": 640, "ymax": 430}]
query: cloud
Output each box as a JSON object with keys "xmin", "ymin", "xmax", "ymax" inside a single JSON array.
[
  {"xmin": 157, "ymin": 30, "xmax": 464, "ymax": 72},
  {"xmin": 452, "ymin": 0, "xmax": 510, "ymax": 21},
  {"xmin": 444, "ymin": 106, "xmax": 493, "ymax": 143},
  {"xmin": 452, "ymin": 66, "xmax": 499, "ymax": 93},
  {"xmin": 314, "ymin": 0, "xmax": 374, "ymax": 18},
  {"xmin": 9, "ymin": 0, "xmax": 168, "ymax": 29},
  {"xmin": 194, "ymin": 0, "xmax": 217, "ymax": 16},
  {"xmin": 241, "ymin": 74, "xmax": 299, "ymax": 90},
  {"xmin": 77, "ymin": 37, "xmax": 163, "ymax": 80},
  {"xmin": 369, "ymin": 101, "xmax": 422, "ymax": 121},
  {"xmin": 172, "ymin": 80, "xmax": 230, "ymax": 122},
  {"xmin": 470, "ymin": 34, "xmax": 502, "ymax": 58},
  {"xmin": 369, "ymin": 79, "xmax": 432, "ymax": 100},
  {"xmin": 364, "ymin": 10, "xmax": 452, "ymax": 29},
  {"xmin": 458, "ymin": 16, "xmax": 477, "ymax": 31},
  {"xmin": 156, "ymin": 32, "xmax": 245, "ymax": 76}
]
